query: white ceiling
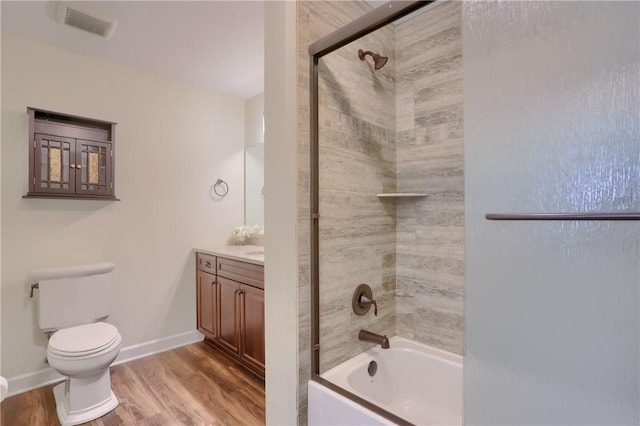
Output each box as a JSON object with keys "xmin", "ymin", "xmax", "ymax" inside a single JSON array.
[{"xmin": 1, "ymin": 1, "xmax": 264, "ymax": 99}]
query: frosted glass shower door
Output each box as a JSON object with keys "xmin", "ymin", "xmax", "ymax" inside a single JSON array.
[{"xmin": 464, "ymin": 1, "xmax": 640, "ymax": 425}]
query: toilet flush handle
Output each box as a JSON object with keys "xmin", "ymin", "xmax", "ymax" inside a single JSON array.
[{"xmin": 30, "ymin": 283, "xmax": 39, "ymax": 298}]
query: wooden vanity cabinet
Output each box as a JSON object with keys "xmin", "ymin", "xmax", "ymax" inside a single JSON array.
[
  {"xmin": 197, "ymin": 270, "xmax": 217, "ymax": 339},
  {"xmin": 218, "ymin": 276, "xmax": 241, "ymax": 355},
  {"xmin": 196, "ymin": 253, "xmax": 217, "ymax": 341},
  {"xmin": 196, "ymin": 252, "xmax": 264, "ymax": 378},
  {"xmin": 239, "ymin": 283, "xmax": 265, "ymax": 372}
]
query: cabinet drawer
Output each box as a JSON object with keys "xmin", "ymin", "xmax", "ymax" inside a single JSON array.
[
  {"xmin": 217, "ymin": 257, "xmax": 264, "ymax": 289},
  {"xmin": 197, "ymin": 253, "xmax": 217, "ymax": 274}
]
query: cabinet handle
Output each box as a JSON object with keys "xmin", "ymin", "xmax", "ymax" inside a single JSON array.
[
  {"xmin": 204, "ymin": 261, "xmax": 212, "ymax": 268},
  {"xmin": 76, "ymin": 165, "xmax": 82, "ymax": 169},
  {"xmin": 234, "ymin": 288, "xmax": 239, "ymax": 295},
  {"xmin": 70, "ymin": 164, "xmax": 76, "ymax": 169}
]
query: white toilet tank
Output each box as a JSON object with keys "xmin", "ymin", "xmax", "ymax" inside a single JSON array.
[{"xmin": 32, "ymin": 262, "xmax": 115, "ymax": 332}]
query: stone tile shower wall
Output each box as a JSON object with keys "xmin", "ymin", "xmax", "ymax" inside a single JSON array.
[
  {"xmin": 394, "ymin": 1, "xmax": 464, "ymax": 354},
  {"xmin": 316, "ymin": 17, "xmax": 397, "ymax": 374}
]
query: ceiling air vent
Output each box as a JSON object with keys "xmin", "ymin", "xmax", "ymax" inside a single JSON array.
[{"xmin": 55, "ymin": 2, "xmax": 118, "ymax": 39}]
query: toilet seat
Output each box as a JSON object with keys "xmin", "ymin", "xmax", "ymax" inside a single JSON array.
[{"xmin": 48, "ymin": 322, "xmax": 120, "ymax": 357}]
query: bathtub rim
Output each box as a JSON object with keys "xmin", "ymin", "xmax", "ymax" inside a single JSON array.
[
  {"xmin": 310, "ymin": 375, "xmax": 414, "ymax": 426},
  {"xmin": 323, "ymin": 336, "xmax": 463, "ymax": 382},
  {"xmin": 316, "ymin": 337, "xmax": 462, "ymax": 426},
  {"xmin": 314, "ymin": 336, "xmax": 424, "ymax": 426}
]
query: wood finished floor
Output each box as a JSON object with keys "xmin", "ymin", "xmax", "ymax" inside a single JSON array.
[{"xmin": 0, "ymin": 342, "xmax": 265, "ymax": 426}]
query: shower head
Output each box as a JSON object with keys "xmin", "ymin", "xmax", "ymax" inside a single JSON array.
[{"xmin": 358, "ymin": 49, "xmax": 388, "ymax": 70}]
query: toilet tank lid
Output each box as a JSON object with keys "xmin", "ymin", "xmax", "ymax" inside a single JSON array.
[{"xmin": 32, "ymin": 262, "xmax": 115, "ymax": 281}]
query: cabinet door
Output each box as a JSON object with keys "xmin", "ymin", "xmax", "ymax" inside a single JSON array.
[
  {"xmin": 34, "ymin": 134, "xmax": 75, "ymax": 194},
  {"xmin": 240, "ymin": 284, "xmax": 265, "ymax": 373},
  {"xmin": 197, "ymin": 271, "xmax": 217, "ymax": 340},
  {"xmin": 75, "ymin": 140, "xmax": 112, "ymax": 196},
  {"xmin": 218, "ymin": 277, "xmax": 240, "ymax": 355}
]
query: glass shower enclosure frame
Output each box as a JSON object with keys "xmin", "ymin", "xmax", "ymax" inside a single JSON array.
[{"xmin": 308, "ymin": 1, "xmax": 433, "ymax": 424}]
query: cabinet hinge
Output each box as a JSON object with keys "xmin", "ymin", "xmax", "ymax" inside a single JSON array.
[
  {"xmin": 110, "ymin": 150, "xmax": 113, "ymax": 157},
  {"xmin": 110, "ymin": 182, "xmax": 113, "ymax": 189},
  {"xmin": 33, "ymin": 140, "xmax": 36, "ymax": 148},
  {"xmin": 33, "ymin": 177, "xmax": 36, "ymax": 185}
]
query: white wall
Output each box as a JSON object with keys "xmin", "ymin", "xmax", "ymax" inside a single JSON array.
[
  {"xmin": 264, "ymin": 1, "xmax": 299, "ymax": 424},
  {"xmin": 245, "ymin": 92, "xmax": 264, "ymax": 148},
  {"xmin": 1, "ymin": 32, "xmax": 245, "ymax": 382}
]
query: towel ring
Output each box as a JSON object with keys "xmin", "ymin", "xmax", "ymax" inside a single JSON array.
[{"xmin": 212, "ymin": 179, "xmax": 229, "ymax": 197}]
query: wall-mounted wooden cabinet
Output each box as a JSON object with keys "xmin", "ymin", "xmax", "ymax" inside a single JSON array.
[
  {"xmin": 196, "ymin": 253, "xmax": 265, "ymax": 378},
  {"xmin": 25, "ymin": 108, "xmax": 118, "ymax": 200}
]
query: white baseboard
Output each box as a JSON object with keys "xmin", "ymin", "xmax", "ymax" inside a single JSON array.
[
  {"xmin": 7, "ymin": 367, "xmax": 64, "ymax": 398},
  {"xmin": 113, "ymin": 329, "xmax": 204, "ymax": 366},
  {"xmin": 7, "ymin": 330, "xmax": 204, "ymax": 398}
]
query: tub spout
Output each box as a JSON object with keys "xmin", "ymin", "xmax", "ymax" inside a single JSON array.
[{"xmin": 358, "ymin": 330, "xmax": 390, "ymax": 349}]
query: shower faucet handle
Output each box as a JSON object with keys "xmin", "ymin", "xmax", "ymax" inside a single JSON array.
[
  {"xmin": 360, "ymin": 295, "xmax": 378, "ymax": 316},
  {"xmin": 352, "ymin": 284, "xmax": 378, "ymax": 317}
]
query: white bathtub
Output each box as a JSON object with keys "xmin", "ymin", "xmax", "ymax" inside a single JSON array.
[{"xmin": 308, "ymin": 336, "xmax": 463, "ymax": 425}]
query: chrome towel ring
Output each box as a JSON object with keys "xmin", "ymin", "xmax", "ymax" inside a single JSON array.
[{"xmin": 211, "ymin": 179, "xmax": 229, "ymax": 198}]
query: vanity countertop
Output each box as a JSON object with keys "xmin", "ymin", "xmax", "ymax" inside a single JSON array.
[{"xmin": 194, "ymin": 245, "xmax": 264, "ymax": 266}]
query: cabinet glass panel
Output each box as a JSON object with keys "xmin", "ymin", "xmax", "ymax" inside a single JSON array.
[
  {"xmin": 63, "ymin": 149, "xmax": 69, "ymax": 188},
  {"xmin": 77, "ymin": 140, "xmax": 111, "ymax": 194},
  {"xmin": 89, "ymin": 152, "xmax": 99, "ymax": 184},
  {"xmin": 36, "ymin": 134, "xmax": 73, "ymax": 192},
  {"xmin": 49, "ymin": 147, "xmax": 61, "ymax": 183},
  {"xmin": 40, "ymin": 146, "xmax": 47, "ymax": 188}
]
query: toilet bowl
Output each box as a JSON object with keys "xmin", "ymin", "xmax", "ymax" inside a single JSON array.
[
  {"xmin": 47, "ymin": 322, "xmax": 122, "ymax": 426},
  {"xmin": 32, "ymin": 262, "xmax": 121, "ymax": 426}
]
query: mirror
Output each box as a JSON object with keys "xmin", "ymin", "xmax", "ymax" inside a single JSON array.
[{"xmin": 245, "ymin": 144, "xmax": 264, "ymax": 228}]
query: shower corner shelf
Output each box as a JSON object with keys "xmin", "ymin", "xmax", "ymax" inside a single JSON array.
[{"xmin": 377, "ymin": 192, "xmax": 428, "ymax": 198}]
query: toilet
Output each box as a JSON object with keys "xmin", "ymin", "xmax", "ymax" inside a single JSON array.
[{"xmin": 32, "ymin": 262, "xmax": 122, "ymax": 426}]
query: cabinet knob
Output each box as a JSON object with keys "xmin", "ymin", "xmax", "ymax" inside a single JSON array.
[
  {"xmin": 70, "ymin": 164, "xmax": 76, "ymax": 169},
  {"xmin": 76, "ymin": 164, "xmax": 82, "ymax": 169},
  {"xmin": 204, "ymin": 261, "xmax": 212, "ymax": 267}
]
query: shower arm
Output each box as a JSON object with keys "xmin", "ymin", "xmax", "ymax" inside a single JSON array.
[{"xmin": 358, "ymin": 49, "xmax": 374, "ymax": 58}]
